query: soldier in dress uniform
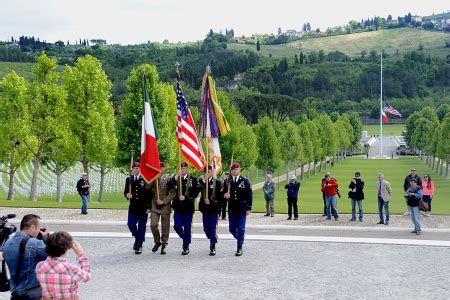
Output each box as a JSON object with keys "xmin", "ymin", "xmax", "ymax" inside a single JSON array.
[
  {"xmin": 150, "ymin": 162, "xmax": 176, "ymax": 255},
  {"xmin": 198, "ymin": 165, "xmax": 223, "ymax": 256},
  {"xmin": 172, "ymin": 162, "xmax": 199, "ymax": 255},
  {"xmin": 223, "ymin": 162, "xmax": 252, "ymax": 256},
  {"xmin": 124, "ymin": 162, "xmax": 153, "ymax": 254}
]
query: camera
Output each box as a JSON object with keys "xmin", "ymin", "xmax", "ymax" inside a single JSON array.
[{"xmin": 0, "ymin": 214, "xmax": 17, "ymax": 246}]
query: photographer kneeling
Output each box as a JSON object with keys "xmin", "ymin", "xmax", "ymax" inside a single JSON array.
[{"xmin": 3, "ymin": 214, "xmax": 48, "ymax": 299}]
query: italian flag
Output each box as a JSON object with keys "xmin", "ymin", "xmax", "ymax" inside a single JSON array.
[
  {"xmin": 140, "ymin": 72, "xmax": 161, "ymax": 183},
  {"xmin": 381, "ymin": 110, "xmax": 389, "ymax": 123}
]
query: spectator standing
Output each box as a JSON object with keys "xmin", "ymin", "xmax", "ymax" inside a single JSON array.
[
  {"xmin": 405, "ymin": 178, "xmax": 424, "ymax": 235},
  {"xmin": 348, "ymin": 172, "xmax": 365, "ymax": 222},
  {"xmin": 403, "ymin": 168, "xmax": 422, "ymax": 216},
  {"xmin": 422, "ymin": 174, "xmax": 434, "ymax": 217},
  {"xmin": 321, "ymin": 172, "xmax": 339, "ymax": 221},
  {"xmin": 76, "ymin": 173, "xmax": 90, "ymax": 215},
  {"xmin": 263, "ymin": 174, "xmax": 276, "ymax": 217},
  {"xmin": 3, "ymin": 214, "xmax": 49, "ymax": 299},
  {"xmin": 285, "ymin": 175, "xmax": 300, "ymax": 220},
  {"xmin": 36, "ymin": 232, "xmax": 91, "ymax": 299},
  {"xmin": 377, "ymin": 173, "xmax": 392, "ymax": 225}
]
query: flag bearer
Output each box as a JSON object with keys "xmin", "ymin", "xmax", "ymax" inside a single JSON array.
[
  {"xmin": 223, "ymin": 162, "xmax": 252, "ymax": 256},
  {"xmin": 198, "ymin": 165, "xmax": 223, "ymax": 256},
  {"xmin": 172, "ymin": 162, "xmax": 199, "ymax": 255}
]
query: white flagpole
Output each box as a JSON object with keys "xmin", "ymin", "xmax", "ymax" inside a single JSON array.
[{"xmin": 380, "ymin": 51, "xmax": 383, "ymax": 156}]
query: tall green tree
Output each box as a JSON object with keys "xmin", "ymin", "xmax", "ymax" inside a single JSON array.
[
  {"xmin": 88, "ymin": 104, "xmax": 118, "ymax": 202},
  {"xmin": 63, "ymin": 54, "xmax": 114, "ymax": 181},
  {"xmin": 436, "ymin": 118, "xmax": 450, "ymax": 178},
  {"xmin": 0, "ymin": 72, "xmax": 34, "ymax": 200},
  {"xmin": 279, "ymin": 121, "xmax": 303, "ymax": 182},
  {"xmin": 315, "ymin": 114, "xmax": 337, "ymax": 171},
  {"xmin": 27, "ymin": 53, "xmax": 68, "ymax": 201},
  {"xmin": 306, "ymin": 120, "xmax": 322, "ymax": 175},
  {"xmin": 349, "ymin": 112, "xmax": 363, "ymax": 149},
  {"xmin": 298, "ymin": 122, "xmax": 313, "ymax": 179},
  {"xmin": 116, "ymin": 64, "xmax": 177, "ymax": 170},
  {"xmin": 254, "ymin": 116, "xmax": 281, "ymax": 173},
  {"xmin": 219, "ymin": 91, "xmax": 257, "ymax": 172}
]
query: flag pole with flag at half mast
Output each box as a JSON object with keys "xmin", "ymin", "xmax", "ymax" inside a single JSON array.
[
  {"xmin": 140, "ymin": 72, "xmax": 161, "ymax": 200},
  {"xmin": 175, "ymin": 62, "xmax": 205, "ymax": 195},
  {"xmin": 199, "ymin": 65, "xmax": 231, "ymax": 201}
]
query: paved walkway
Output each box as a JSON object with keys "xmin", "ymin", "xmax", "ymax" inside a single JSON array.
[
  {"xmin": 2, "ymin": 238, "xmax": 447, "ymax": 299},
  {"xmin": 2, "ymin": 208, "xmax": 450, "ymax": 229}
]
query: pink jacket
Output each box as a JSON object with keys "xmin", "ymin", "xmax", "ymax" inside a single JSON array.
[{"xmin": 422, "ymin": 181, "xmax": 435, "ymax": 196}]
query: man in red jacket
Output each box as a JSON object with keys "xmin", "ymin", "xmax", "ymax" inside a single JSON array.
[{"xmin": 321, "ymin": 172, "xmax": 339, "ymax": 220}]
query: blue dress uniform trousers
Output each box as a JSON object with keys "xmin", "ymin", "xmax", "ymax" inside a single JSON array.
[
  {"xmin": 202, "ymin": 213, "xmax": 219, "ymax": 245},
  {"xmin": 173, "ymin": 211, "xmax": 193, "ymax": 245},
  {"xmin": 127, "ymin": 212, "xmax": 148, "ymax": 243},
  {"xmin": 228, "ymin": 213, "xmax": 246, "ymax": 247}
]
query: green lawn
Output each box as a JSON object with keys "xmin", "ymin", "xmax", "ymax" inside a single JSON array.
[
  {"xmin": 251, "ymin": 157, "xmax": 449, "ymax": 215},
  {"xmin": 229, "ymin": 28, "xmax": 449, "ymax": 59},
  {"xmin": 1, "ymin": 157, "xmax": 448, "ymax": 215},
  {"xmin": 362, "ymin": 124, "xmax": 405, "ymax": 136}
]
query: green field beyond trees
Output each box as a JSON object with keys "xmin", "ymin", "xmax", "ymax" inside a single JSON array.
[
  {"xmin": 1, "ymin": 157, "xmax": 448, "ymax": 215},
  {"xmin": 362, "ymin": 124, "xmax": 405, "ymax": 136}
]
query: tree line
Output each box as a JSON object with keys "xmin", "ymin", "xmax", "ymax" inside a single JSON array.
[
  {"xmin": 0, "ymin": 53, "xmax": 366, "ymax": 202},
  {"xmin": 405, "ymin": 106, "xmax": 450, "ymax": 178}
]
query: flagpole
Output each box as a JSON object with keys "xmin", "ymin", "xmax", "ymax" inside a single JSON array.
[
  {"xmin": 176, "ymin": 62, "xmax": 182, "ymax": 196},
  {"xmin": 205, "ymin": 65, "xmax": 211, "ymax": 204},
  {"xmin": 380, "ymin": 51, "xmax": 383, "ymax": 156}
]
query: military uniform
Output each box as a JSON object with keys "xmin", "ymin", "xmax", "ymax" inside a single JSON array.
[
  {"xmin": 198, "ymin": 177, "xmax": 222, "ymax": 255},
  {"xmin": 124, "ymin": 173, "xmax": 153, "ymax": 254},
  {"xmin": 172, "ymin": 173, "xmax": 199, "ymax": 254},
  {"xmin": 224, "ymin": 164, "xmax": 252, "ymax": 256},
  {"xmin": 150, "ymin": 174, "xmax": 176, "ymax": 254}
]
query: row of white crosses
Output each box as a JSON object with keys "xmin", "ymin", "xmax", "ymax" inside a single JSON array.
[{"xmin": 0, "ymin": 161, "xmax": 127, "ymax": 199}]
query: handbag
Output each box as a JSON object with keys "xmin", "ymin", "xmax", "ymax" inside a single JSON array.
[
  {"xmin": 0, "ymin": 259, "xmax": 10, "ymax": 292},
  {"xmin": 419, "ymin": 199, "xmax": 429, "ymax": 211}
]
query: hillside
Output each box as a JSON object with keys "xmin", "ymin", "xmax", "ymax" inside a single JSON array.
[{"xmin": 228, "ymin": 28, "xmax": 450, "ymax": 59}]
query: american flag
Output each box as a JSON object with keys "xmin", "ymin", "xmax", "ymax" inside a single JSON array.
[
  {"xmin": 176, "ymin": 72, "xmax": 205, "ymax": 171},
  {"xmin": 384, "ymin": 103, "xmax": 402, "ymax": 118}
]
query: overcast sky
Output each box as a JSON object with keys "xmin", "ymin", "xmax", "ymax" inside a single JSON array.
[{"xmin": 1, "ymin": 0, "xmax": 448, "ymax": 44}]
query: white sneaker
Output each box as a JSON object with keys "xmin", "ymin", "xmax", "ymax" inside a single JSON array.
[{"xmin": 402, "ymin": 211, "xmax": 410, "ymax": 216}]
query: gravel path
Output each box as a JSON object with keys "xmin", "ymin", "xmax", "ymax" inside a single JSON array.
[{"xmin": 1, "ymin": 208, "xmax": 450, "ymax": 229}]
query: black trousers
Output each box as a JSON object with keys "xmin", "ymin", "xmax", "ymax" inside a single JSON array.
[
  {"xmin": 221, "ymin": 199, "xmax": 228, "ymax": 219},
  {"xmin": 287, "ymin": 197, "xmax": 298, "ymax": 218}
]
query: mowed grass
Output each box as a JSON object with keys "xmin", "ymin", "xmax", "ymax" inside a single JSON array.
[
  {"xmin": 362, "ymin": 124, "xmax": 405, "ymax": 136},
  {"xmin": 228, "ymin": 28, "xmax": 449, "ymax": 59},
  {"xmin": 1, "ymin": 157, "xmax": 448, "ymax": 215},
  {"xmin": 0, "ymin": 61, "xmax": 35, "ymax": 80},
  {"xmin": 251, "ymin": 157, "xmax": 449, "ymax": 215}
]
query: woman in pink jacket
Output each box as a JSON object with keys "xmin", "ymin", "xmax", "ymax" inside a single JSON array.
[{"xmin": 422, "ymin": 174, "xmax": 435, "ymax": 216}]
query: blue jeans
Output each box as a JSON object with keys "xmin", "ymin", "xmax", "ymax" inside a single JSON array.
[
  {"xmin": 378, "ymin": 196, "xmax": 389, "ymax": 223},
  {"xmin": 228, "ymin": 213, "xmax": 246, "ymax": 247},
  {"xmin": 410, "ymin": 206, "xmax": 421, "ymax": 232},
  {"xmin": 325, "ymin": 195, "xmax": 338, "ymax": 219},
  {"xmin": 127, "ymin": 212, "xmax": 148, "ymax": 243},
  {"xmin": 202, "ymin": 213, "xmax": 219, "ymax": 245},
  {"xmin": 422, "ymin": 195, "xmax": 432, "ymax": 212},
  {"xmin": 173, "ymin": 212, "xmax": 193, "ymax": 246},
  {"xmin": 80, "ymin": 194, "xmax": 88, "ymax": 214},
  {"xmin": 351, "ymin": 199, "xmax": 363, "ymax": 220}
]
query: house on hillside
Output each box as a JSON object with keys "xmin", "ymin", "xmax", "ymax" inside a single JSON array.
[
  {"xmin": 387, "ymin": 19, "xmax": 399, "ymax": 24},
  {"xmin": 285, "ymin": 29, "xmax": 303, "ymax": 37},
  {"xmin": 412, "ymin": 15, "xmax": 422, "ymax": 22}
]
